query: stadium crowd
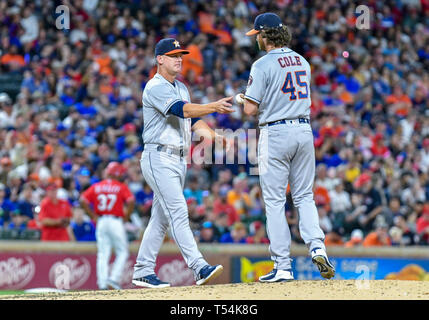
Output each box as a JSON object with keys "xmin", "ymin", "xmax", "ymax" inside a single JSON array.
[{"xmin": 0, "ymin": 0, "xmax": 428, "ymax": 247}]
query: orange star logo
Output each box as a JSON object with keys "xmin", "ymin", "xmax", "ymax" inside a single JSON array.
[{"xmin": 173, "ymin": 40, "xmax": 180, "ymax": 47}]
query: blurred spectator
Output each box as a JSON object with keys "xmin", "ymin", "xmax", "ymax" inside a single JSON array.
[
  {"xmin": 344, "ymin": 229, "xmax": 364, "ymax": 248},
  {"xmin": 245, "ymin": 220, "xmax": 269, "ymax": 244},
  {"xmin": 199, "ymin": 221, "xmax": 218, "ymax": 243},
  {"xmin": 0, "ymin": 182, "xmax": 16, "ymax": 227},
  {"xmin": 38, "ymin": 184, "xmax": 73, "ymax": 241},
  {"xmin": 362, "ymin": 217, "xmax": 392, "ymax": 247},
  {"xmin": 389, "ymin": 226, "xmax": 404, "ymax": 246},
  {"xmin": 384, "ymin": 197, "xmax": 405, "ymax": 222},
  {"xmin": 248, "ymin": 184, "xmax": 264, "ymax": 218},
  {"xmin": 329, "ymin": 181, "xmax": 351, "ymax": 214},
  {"xmin": 213, "ymin": 185, "xmax": 239, "ymax": 226},
  {"xmin": 182, "ymin": 34, "xmax": 206, "ymax": 79},
  {"xmin": 0, "ymin": 45, "xmax": 25, "ymax": 71},
  {"xmin": 26, "ymin": 206, "xmax": 41, "ymax": 231},
  {"xmin": 315, "ymin": 164, "xmax": 338, "ymax": 191},
  {"xmin": 0, "ymin": 93, "xmax": 16, "ymax": 129},
  {"xmin": 318, "ymin": 203, "xmax": 332, "ymax": 234},
  {"xmin": 203, "ymin": 181, "xmax": 220, "ymax": 212},
  {"xmin": 20, "ymin": 7, "xmax": 39, "ymax": 45},
  {"xmin": 392, "ymin": 215, "xmax": 417, "ymax": 246},
  {"xmin": 70, "ymin": 207, "xmax": 96, "ymax": 242},
  {"xmin": 212, "ymin": 211, "xmax": 230, "ymax": 240},
  {"xmin": 386, "ymin": 85, "xmax": 412, "ymax": 118},
  {"xmin": 219, "ymin": 221, "xmax": 247, "ymax": 244},
  {"xmin": 0, "ymin": 157, "xmax": 13, "ymax": 185},
  {"xmin": 354, "ymin": 173, "xmax": 384, "ymax": 233},
  {"xmin": 227, "ymin": 175, "xmax": 252, "ymax": 218},
  {"xmin": 7, "ymin": 208, "xmax": 27, "ymax": 231},
  {"xmin": 184, "ymin": 175, "xmax": 204, "ymax": 205},
  {"xmin": 135, "ymin": 181, "xmax": 153, "ymax": 218},
  {"xmin": 416, "ymin": 205, "xmax": 429, "ymax": 245},
  {"xmin": 187, "ymin": 197, "xmax": 205, "ymax": 230},
  {"xmin": 17, "ymin": 184, "xmax": 34, "ymax": 221},
  {"xmin": 313, "ymin": 183, "xmax": 331, "ymax": 213},
  {"xmin": 324, "ymin": 227, "xmax": 345, "ymax": 246}
]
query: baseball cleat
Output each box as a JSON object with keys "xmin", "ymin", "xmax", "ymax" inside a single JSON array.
[
  {"xmin": 311, "ymin": 247, "xmax": 335, "ymax": 279},
  {"xmin": 132, "ymin": 274, "xmax": 171, "ymax": 288},
  {"xmin": 196, "ymin": 264, "xmax": 224, "ymax": 285},
  {"xmin": 259, "ymin": 269, "xmax": 294, "ymax": 282}
]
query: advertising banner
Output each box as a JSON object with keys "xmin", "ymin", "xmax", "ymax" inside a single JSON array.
[
  {"xmin": 231, "ymin": 256, "xmax": 429, "ymax": 282},
  {"xmin": 0, "ymin": 253, "xmax": 193, "ymax": 290}
]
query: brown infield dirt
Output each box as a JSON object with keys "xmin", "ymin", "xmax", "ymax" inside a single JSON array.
[{"xmin": 2, "ymin": 280, "xmax": 429, "ymax": 300}]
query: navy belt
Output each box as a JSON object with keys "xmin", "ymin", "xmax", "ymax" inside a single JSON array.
[{"xmin": 267, "ymin": 118, "xmax": 310, "ymax": 126}]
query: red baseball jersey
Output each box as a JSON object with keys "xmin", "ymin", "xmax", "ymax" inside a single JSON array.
[
  {"xmin": 81, "ymin": 179, "xmax": 135, "ymax": 218},
  {"xmin": 38, "ymin": 197, "xmax": 73, "ymax": 241}
]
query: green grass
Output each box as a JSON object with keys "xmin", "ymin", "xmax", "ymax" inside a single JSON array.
[{"xmin": 0, "ymin": 290, "xmax": 25, "ymax": 295}]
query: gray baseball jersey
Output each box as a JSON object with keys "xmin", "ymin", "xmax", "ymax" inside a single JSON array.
[
  {"xmin": 245, "ymin": 47, "xmax": 325, "ymax": 271},
  {"xmin": 134, "ymin": 73, "xmax": 208, "ymax": 282},
  {"xmin": 142, "ymin": 73, "xmax": 192, "ymax": 151},
  {"xmin": 245, "ymin": 47, "xmax": 312, "ymax": 125}
]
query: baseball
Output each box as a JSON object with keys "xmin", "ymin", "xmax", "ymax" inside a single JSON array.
[
  {"xmin": 342, "ymin": 51, "xmax": 349, "ymax": 58},
  {"xmin": 235, "ymin": 93, "xmax": 244, "ymax": 104}
]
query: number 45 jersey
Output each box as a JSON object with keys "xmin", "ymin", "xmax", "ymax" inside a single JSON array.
[
  {"xmin": 81, "ymin": 179, "xmax": 135, "ymax": 218},
  {"xmin": 244, "ymin": 47, "xmax": 312, "ymax": 126}
]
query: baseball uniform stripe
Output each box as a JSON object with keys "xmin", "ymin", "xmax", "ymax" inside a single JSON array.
[
  {"xmin": 148, "ymin": 152, "xmax": 188, "ymax": 259},
  {"xmin": 244, "ymin": 94, "xmax": 261, "ymax": 104}
]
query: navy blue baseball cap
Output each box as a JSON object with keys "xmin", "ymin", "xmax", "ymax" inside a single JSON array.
[
  {"xmin": 246, "ymin": 13, "xmax": 283, "ymax": 36},
  {"xmin": 155, "ymin": 38, "xmax": 190, "ymax": 56}
]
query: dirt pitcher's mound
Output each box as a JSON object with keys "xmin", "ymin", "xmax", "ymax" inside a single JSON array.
[{"xmin": 2, "ymin": 280, "xmax": 429, "ymax": 300}]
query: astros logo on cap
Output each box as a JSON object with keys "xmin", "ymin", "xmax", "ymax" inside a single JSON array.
[{"xmin": 155, "ymin": 38, "xmax": 190, "ymax": 56}]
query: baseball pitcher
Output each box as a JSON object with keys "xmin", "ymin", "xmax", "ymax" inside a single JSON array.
[
  {"xmin": 80, "ymin": 162, "xmax": 135, "ymax": 290},
  {"xmin": 132, "ymin": 38, "xmax": 233, "ymax": 288},
  {"xmin": 239, "ymin": 13, "xmax": 335, "ymax": 281}
]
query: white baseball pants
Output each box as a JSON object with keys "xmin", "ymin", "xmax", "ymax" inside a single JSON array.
[{"xmin": 96, "ymin": 215, "xmax": 129, "ymax": 289}]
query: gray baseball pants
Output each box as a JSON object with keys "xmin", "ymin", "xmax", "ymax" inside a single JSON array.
[
  {"xmin": 133, "ymin": 145, "xmax": 208, "ymax": 279},
  {"xmin": 258, "ymin": 122, "xmax": 326, "ymax": 270}
]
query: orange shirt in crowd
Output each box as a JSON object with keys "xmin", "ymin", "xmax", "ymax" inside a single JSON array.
[
  {"xmin": 314, "ymin": 185, "xmax": 331, "ymax": 212},
  {"xmin": 344, "ymin": 238, "xmax": 363, "ymax": 248},
  {"xmin": 198, "ymin": 11, "xmax": 216, "ymax": 34},
  {"xmin": 95, "ymin": 55, "xmax": 113, "ymax": 76},
  {"xmin": 339, "ymin": 90, "xmax": 353, "ymax": 104},
  {"xmin": 182, "ymin": 43, "xmax": 204, "ymax": 78},
  {"xmin": 1, "ymin": 54, "xmax": 25, "ymax": 67},
  {"xmin": 362, "ymin": 232, "xmax": 392, "ymax": 247},
  {"xmin": 212, "ymin": 28, "xmax": 233, "ymax": 45},
  {"xmin": 38, "ymin": 197, "xmax": 72, "ymax": 241},
  {"xmin": 324, "ymin": 233, "xmax": 344, "ymax": 246},
  {"xmin": 385, "ymin": 94, "xmax": 412, "ymax": 117},
  {"xmin": 227, "ymin": 190, "xmax": 252, "ymax": 216}
]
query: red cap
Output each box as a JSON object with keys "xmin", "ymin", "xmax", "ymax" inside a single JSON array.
[
  {"xmin": 373, "ymin": 133, "xmax": 383, "ymax": 141},
  {"xmin": 123, "ymin": 123, "xmax": 136, "ymax": 133},
  {"xmin": 105, "ymin": 162, "xmax": 127, "ymax": 178},
  {"xmin": 186, "ymin": 197, "xmax": 197, "ymax": 205},
  {"xmin": 354, "ymin": 173, "xmax": 371, "ymax": 188}
]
